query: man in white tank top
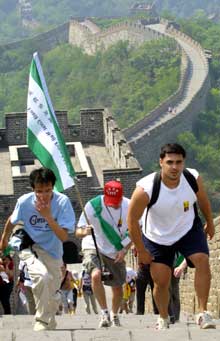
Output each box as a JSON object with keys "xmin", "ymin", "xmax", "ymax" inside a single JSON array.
[{"xmin": 127, "ymin": 143, "xmax": 215, "ymax": 330}]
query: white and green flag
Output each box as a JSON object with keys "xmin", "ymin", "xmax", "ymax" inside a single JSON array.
[{"xmin": 27, "ymin": 52, "xmax": 75, "ymax": 192}]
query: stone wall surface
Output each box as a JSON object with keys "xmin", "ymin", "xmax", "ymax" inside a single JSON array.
[{"xmin": 69, "ymin": 20, "xmax": 165, "ymax": 55}]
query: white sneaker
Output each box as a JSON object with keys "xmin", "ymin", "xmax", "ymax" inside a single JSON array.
[
  {"xmin": 99, "ymin": 313, "xmax": 111, "ymax": 328},
  {"xmin": 156, "ymin": 317, "xmax": 169, "ymax": 330},
  {"xmin": 196, "ymin": 311, "xmax": 216, "ymax": 329},
  {"xmin": 33, "ymin": 321, "xmax": 49, "ymax": 332},
  {"xmin": 48, "ymin": 317, "xmax": 57, "ymax": 330},
  {"xmin": 110, "ymin": 313, "xmax": 121, "ymax": 327}
]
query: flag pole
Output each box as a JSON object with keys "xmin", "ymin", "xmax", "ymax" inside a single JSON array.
[{"xmin": 73, "ymin": 177, "xmax": 91, "ymax": 225}]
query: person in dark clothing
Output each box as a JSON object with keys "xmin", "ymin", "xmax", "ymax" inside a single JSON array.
[
  {"xmin": 0, "ymin": 255, "xmax": 14, "ymax": 314},
  {"xmin": 169, "ymin": 255, "xmax": 187, "ymax": 323},
  {"xmin": 132, "ymin": 243, "xmax": 158, "ymax": 315},
  {"xmin": 136, "ymin": 264, "xmax": 158, "ymax": 315}
]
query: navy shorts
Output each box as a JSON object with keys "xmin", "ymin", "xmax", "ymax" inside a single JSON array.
[{"xmin": 143, "ymin": 216, "xmax": 209, "ymax": 268}]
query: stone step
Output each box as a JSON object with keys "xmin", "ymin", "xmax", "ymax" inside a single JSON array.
[{"xmin": 0, "ymin": 314, "xmax": 220, "ymax": 341}]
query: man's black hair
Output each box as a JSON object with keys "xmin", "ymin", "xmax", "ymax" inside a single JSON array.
[
  {"xmin": 160, "ymin": 143, "xmax": 186, "ymax": 159},
  {"xmin": 29, "ymin": 168, "xmax": 56, "ymax": 188}
]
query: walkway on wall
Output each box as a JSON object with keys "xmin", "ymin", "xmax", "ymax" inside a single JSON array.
[
  {"xmin": 1, "ymin": 283, "xmax": 220, "ymax": 340},
  {"xmin": 125, "ymin": 22, "xmax": 209, "ymax": 143}
]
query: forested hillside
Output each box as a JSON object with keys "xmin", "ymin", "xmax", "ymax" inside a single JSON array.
[
  {"xmin": 0, "ymin": 38, "xmax": 180, "ymax": 128},
  {"xmin": 156, "ymin": 0, "xmax": 220, "ymax": 18}
]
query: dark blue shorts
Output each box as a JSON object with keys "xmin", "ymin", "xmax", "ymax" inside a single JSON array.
[{"xmin": 142, "ymin": 216, "xmax": 209, "ymax": 268}]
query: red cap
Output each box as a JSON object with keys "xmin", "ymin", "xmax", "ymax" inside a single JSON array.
[{"xmin": 104, "ymin": 180, "xmax": 123, "ymax": 206}]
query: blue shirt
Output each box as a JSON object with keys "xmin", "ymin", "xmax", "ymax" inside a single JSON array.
[{"xmin": 10, "ymin": 191, "xmax": 75, "ymax": 259}]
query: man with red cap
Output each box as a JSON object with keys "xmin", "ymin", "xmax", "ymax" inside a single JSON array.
[{"xmin": 75, "ymin": 180, "xmax": 131, "ymax": 328}]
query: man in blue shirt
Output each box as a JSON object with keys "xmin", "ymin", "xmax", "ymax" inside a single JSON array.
[{"xmin": 0, "ymin": 168, "xmax": 75, "ymax": 331}]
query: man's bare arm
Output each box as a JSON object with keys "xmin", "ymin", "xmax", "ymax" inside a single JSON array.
[
  {"xmin": 0, "ymin": 216, "xmax": 14, "ymax": 252},
  {"xmin": 127, "ymin": 187, "xmax": 153, "ymax": 264},
  {"xmin": 196, "ymin": 175, "xmax": 215, "ymax": 239},
  {"xmin": 75, "ymin": 226, "xmax": 92, "ymax": 238}
]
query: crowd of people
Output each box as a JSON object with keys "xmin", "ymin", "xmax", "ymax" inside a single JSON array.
[{"xmin": 0, "ymin": 143, "xmax": 217, "ymax": 331}]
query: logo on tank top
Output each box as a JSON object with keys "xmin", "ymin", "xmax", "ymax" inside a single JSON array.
[{"xmin": 183, "ymin": 201, "xmax": 189, "ymax": 212}]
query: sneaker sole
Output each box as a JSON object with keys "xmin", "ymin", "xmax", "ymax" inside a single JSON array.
[
  {"xmin": 99, "ymin": 322, "xmax": 111, "ymax": 328},
  {"xmin": 200, "ymin": 324, "xmax": 216, "ymax": 329}
]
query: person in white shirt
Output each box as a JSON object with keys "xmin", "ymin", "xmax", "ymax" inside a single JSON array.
[
  {"xmin": 79, "ymin": 270, "xmax": 98, "ymax": 314},
  {"xmin": 127, "ymin": 143, "xmax": 215, "ymax": 330},
  {"xmin": 75, "ymin": 180, "xmax": 131, "ymax": 328}
]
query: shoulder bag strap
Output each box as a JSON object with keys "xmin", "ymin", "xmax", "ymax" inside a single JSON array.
[
  {"xmin": 145, "ymin": 172, "xmax": 161, "ymax": 233},
  {"xmin": 90, "ymin": 196, "xmax": 123, "ymax": 251}
]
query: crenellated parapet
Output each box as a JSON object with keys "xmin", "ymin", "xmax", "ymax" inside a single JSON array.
[
  {"xmin": 103, "ymin": 108, "xmax": 140, "ymax": 170},
  {"xmin": 69, "ymin": 19, "xmax": 165, "ymax": 55}
]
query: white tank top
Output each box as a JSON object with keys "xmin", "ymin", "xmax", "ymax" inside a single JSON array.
[{"xmin": 137, "ymin": 168, "xmax": 199, "ymax": 245}]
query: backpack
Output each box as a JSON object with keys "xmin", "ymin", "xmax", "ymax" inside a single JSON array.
[{"xmin": 144, "ymin": 169, "xmax": 198, "ymax": 233}]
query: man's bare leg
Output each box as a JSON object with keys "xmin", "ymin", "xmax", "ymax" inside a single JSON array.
[
  {"xmin": 111, "ymin": 286, "xmax": 123, "ymax": 315},
  {"xmin": 150, "ymin": 263, "xmax": 171, "ymax": 319},
  {"xmin": 189, "ymin": 253, "xmax": 211, "ymax": 312},
  {"xmin": 91, "ymin": 269, "xmax": 107, "ymax": 309}
]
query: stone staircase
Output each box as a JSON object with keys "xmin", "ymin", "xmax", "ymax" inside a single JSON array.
[{"xmin": 1, "ymin": 289, "xmax": 220, "ymax": 340}]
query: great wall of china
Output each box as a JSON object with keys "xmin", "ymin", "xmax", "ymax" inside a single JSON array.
[
  {"xmin": 67, "ymin": 18, "xmax": 210, "ymax": 169},
  {"xmin": 0, "ymin": 16, "xmax": 220, "ymax": 317},
  {"xmin": 67, "ymin": 17, "xmax": 220, "ymax": 317}
]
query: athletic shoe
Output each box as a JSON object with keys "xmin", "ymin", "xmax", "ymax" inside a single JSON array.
[
  {"xmin": 196, "ymin": 311, "xmax": 216, "ymax": 329},
  {"xmin": 33, "ymin": 320, "xmax": 49, "ymax": 331},
  {"xmin": 99, "ymin": 313, "xmax": 111, "ymax": 328},
  {"xmin": 169, "ymin": 315, "xmax": 175, "ymax": 324},
  {"xmin": 110, "ymin": 313, "xmax": 121, "ymax": 327},
  {"xmin": 156, "ymin": 317, "xmax": 169, "ymax": 330},
  {"xmin": 48, "ymin": 317, "xmax": 57, "ymax": 330}
]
